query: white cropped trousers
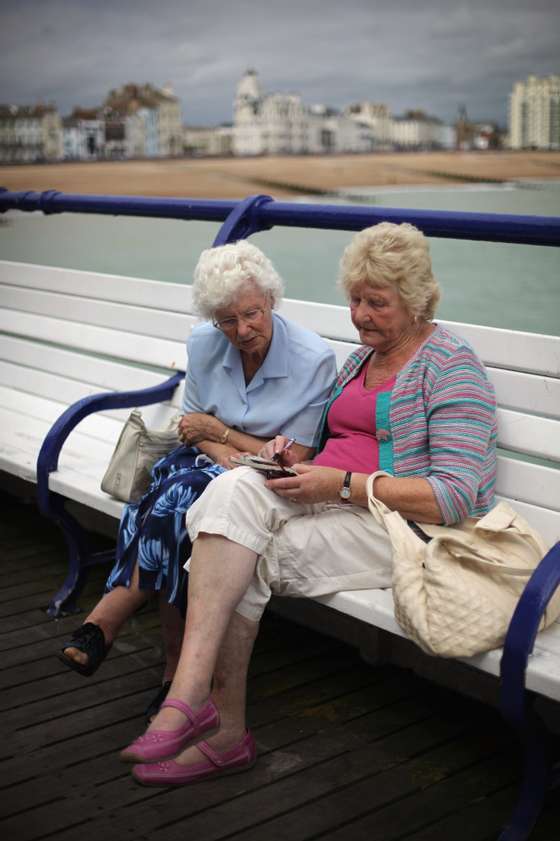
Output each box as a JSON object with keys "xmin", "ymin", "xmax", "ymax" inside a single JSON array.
[{"xmin": 186, "ymin": 466, "xmax": 393, "ymax": 622}]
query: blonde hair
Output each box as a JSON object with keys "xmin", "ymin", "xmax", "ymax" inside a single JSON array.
[
  {"xmin": 193, "ymin": 240, "xmax": 284, "ymax": 320},
  {"xmin": 338, "ymin": 222, "xmax": 441, "ymax": 321}
]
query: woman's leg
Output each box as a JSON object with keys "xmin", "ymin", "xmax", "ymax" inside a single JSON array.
[
  {"xmin": 158, "ymin": 597, "xmax": 185, "ymax": 683},
  {"xmin": 171, "ymin": 610, "xmax": 259, "ymax": 766},
  {"xmin": 147, "ymin": 532, "xmax": 259, "ymax": 734},
  {"xmin": 63, "ymin": 561, "xmax": 148, "ymax": 667}
]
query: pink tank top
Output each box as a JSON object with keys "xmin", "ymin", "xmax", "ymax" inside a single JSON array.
[{"xmin": 313, "ymin": 367, "xmax": 396, "ymax": 473}]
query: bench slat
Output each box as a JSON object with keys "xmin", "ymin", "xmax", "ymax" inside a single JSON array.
[
  {"xmin": 496, "ymin": 455, "xmax": 560, "ymax": 515},
  {"xmin": 0, "ymin": 260, "xmax": 195, "ymax": 313},
  {"xmin": 0, "ymin": 360, "xmax": 182, "ymax": 424},
  {"xmin": 0, "ymin": 336, "xmax": 185, "ymax": 411},
  {"xmin": 497, "ymin": 408, "xmax": 560, "ymax": 462},
  {"xmin": 0, "ymin": 407, "xmax": 116, "ymax": 485},
  {"xmin": 0, "ymin": 386, "xmax": 123, "ymax": 446},
  {"xmin": 488, "ymin": 368, "xmax": 560, "ymax": 419},
  {"xmin": 0, "ymin": 310, "xmax": 186, "ymax": 371},
  {"xmin": 1, "ymin": 283, "xmax": 196, "ymax": 344}
]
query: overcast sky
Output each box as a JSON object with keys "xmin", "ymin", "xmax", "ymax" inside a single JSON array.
[{"xmin": 1, "ymin": 0, "xmax": 558, "ymax": 127}]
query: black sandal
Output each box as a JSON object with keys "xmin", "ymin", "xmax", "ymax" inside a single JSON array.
[
  {"xmin": 58, "ymin": 622, "xmax": 111, "ymax": 676},
  {"xmin": 144, "ymin": 680, "xmax": 172, "ymax": 722}
]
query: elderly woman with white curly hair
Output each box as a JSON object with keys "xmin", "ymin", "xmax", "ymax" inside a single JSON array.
[
  {"xmin": 121, "ymin": 221, "xmax": 497, "ymax": 786},
  {"xmin": 58, "ymin": 240, "xmax": 337, "ymax": 718}
]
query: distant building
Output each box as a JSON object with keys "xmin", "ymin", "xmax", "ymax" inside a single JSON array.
[
  {"xmin": 233, "ymin": 69, "xmax": 374, "ymax": 155},
  {"xmin": 509, "ymin": 74, "xmax": 560, "ymax": 150},
  {"xmin": 391, "ymin": 110, "xmax": 451, "ymax": 149},
  {"xmin": 103, "ymin": 83, "xmax": 183, "ymax": 157},
  {"xmin": 232, "ymin": 71, "xmax": 458, "ymax": 155},
  {"xmin": 0, "ymin": 103, "xmax": 63, "ymax": 163},
  {"xmin": 63, "ymin": 108, "xmax": 104, "ymax": 160},
  {"xmin": 454, "ymin": 106, "xmax": 501, "ymax": 151},
  {"xmin": 344, "ymin": 102, "xmax": 392, "ymax": 148},
  {"xmin": 184, "ymin": 124, "xmax": 233, "ymax": 157}
]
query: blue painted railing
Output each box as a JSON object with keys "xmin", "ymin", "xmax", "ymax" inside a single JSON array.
[{"xmin": 1, "ymin": 187, "xmax": 560, "ymax": 246}]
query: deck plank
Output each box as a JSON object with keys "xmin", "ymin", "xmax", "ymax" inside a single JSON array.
[{"xmin": 1, "ymin": 490, "xmax": 560, "ymax": 841}]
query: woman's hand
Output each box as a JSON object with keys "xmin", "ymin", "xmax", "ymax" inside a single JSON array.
[
  {"xmin": 217, "ymin": 450, "xmax": 249, "ymax": 471},
  {"xmin": 265, "ymin": 463, "xmax": 345, "ymax": 504},
  {"xmin": 258, "ymin": 435, "xmax": 300, "ymax": 468},
  {"xmin": 179, "ymin": 413, "xmax": 226, "ymax": 445}
]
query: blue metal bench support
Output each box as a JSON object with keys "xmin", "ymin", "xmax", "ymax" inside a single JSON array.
[
  {"xmin": 498, "ymin": 541, "xmax": 560, "ymax": 840},
  {"xmin": 36, "ymin": 372, "xmax": 184, "ymax": 616}
]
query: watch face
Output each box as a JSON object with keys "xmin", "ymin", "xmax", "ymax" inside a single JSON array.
[{"xmin": 340, "ymin": 486, "xmax": 351, "ymax": 500}]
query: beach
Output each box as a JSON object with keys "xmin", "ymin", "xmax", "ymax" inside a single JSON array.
[{"xmin": 1, "ymin": 150, "xmax": 560, "ymax": 199}]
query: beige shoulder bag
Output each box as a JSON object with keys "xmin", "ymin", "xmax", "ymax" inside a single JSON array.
[
  {"xmin": 101, "ymin": 410, "xmax": 181, "ymax": 503},
  {"xmin": 366, "ymin": 472, "xmax": 560, "ymax": 658}
]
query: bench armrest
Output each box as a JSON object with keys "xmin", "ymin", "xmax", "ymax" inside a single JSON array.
[
  {"xmin": 36, "ymin": 372, "xmax": 184, "ymax": 514},
  {"xmin": 500, "ymin": 540, "xmax": 560, "ymax": 729}
]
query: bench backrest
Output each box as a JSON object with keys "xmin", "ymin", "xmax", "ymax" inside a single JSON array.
[{"xmin": 1, "ymin": 259, "xmax": 559, "ymax": 546}]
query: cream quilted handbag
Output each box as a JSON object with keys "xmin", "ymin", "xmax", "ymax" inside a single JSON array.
[{"xmin": 366, "ymin": 472, "xmax": 560, "ymax": 658}]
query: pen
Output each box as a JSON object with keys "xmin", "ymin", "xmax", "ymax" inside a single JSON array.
[{"xmin": 272, "ymin": 437, "xmax": 296, "ymax": 463}]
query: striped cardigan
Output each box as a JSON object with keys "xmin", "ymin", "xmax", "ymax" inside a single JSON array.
[{"xmin": 315, "ymin": 324, "xmax": 497, "ymax": 524}]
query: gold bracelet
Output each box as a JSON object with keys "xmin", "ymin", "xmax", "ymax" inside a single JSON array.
[{"xmin": 220, "ymin": 427, "xmax": 230, "ymax": 445}]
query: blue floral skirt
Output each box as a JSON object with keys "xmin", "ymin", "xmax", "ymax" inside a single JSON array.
[{"xmin": 105, "ymin": 445, "xmax": 226, "ymax": 613}]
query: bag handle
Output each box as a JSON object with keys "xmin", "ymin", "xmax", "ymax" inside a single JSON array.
[{"xmin": 366, "ymin": 471, "xmax": 394, "ymax": 521}]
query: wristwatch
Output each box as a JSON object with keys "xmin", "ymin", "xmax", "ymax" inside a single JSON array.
[{"xmin": 339, "ymin": 471, "xmax": 352, "ymax": 502}]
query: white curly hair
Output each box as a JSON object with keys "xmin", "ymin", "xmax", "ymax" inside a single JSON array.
[{"xmin": 192, "ymin": 240, "xmax": 284, "ymax": 320}]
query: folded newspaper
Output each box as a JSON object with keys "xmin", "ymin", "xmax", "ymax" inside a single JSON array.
[{"xmin": 230, "ymin": 454, "xmax": 297, "ymax": 478}]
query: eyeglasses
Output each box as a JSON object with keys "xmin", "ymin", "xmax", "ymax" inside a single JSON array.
[{"xmin": 213, "ymin": 307, "xmax": 267, "ymax": 332}]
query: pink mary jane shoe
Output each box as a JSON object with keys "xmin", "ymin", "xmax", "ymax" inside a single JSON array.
[
  {"xmin": 132, "ymin": 730, "xmax": 257, "ymax": 786},
  {"xmin": 120, "ymin": 698, "xmax": 220, "ymax": 763}
]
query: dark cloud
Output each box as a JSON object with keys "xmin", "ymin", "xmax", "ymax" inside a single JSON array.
[{"xmin": 0, "ymin": 0, "xmax": 558, "ymax": 125}]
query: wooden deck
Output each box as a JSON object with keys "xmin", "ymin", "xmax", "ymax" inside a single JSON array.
[{"xmin": 1, "ymin": 490, "xmax": 559, "ymax": 841}]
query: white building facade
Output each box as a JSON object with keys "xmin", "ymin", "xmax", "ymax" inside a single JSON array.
[
  {"xmin": 391, "ymin": 113, "xmax": 450, "ymax": 149},
  {"xmin": 103, "ymin": 83, "xmax": 183, "ymax": 158},
  {"xmin": 0, "ymin": 104, "xmax": 63, "ymax": 163},
  {"xmin": 62, "ymin": 109, "xmax": 104, "ymax": 160},
  {"xmin": 344, "ymin": 102, "xmax": 392, "ymax": 148},
  {"xmin": 184, "ymin": 125, "xmax": 233, "ymax": 157},
  {"xmin": 509, "ymin": 75, "xmax": 560, "ymax": 150},
  {"xmin": 233, "ymin": 70, "xmax": 374, "ymax": 155}
]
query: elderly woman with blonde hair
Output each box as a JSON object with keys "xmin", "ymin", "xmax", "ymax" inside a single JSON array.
[
  {"xmin": 122, "ymin": 221, "xmax": 497, "ymax": 785},
  {"xmin": 58, "ymin": 240, "xmax": 336, "ymax": 718}
]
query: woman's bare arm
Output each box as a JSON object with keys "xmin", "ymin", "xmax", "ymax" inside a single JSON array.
[
  {"xmin": 180, "ymin": 415, "xmax": 313, "ymax": 467},
  {"xmin": 267, "ymin": 465, "xmax": 443, "ymax": 523}
]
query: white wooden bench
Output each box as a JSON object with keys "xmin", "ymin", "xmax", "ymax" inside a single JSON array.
[{"xmin": 1, "ymin": 257, "xmax": 560, "ymax": 841}]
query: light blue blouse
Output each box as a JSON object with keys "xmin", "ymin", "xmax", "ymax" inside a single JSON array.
[{"xmin": 182, "ymin": 312, "xmax": 337, "ymax": 446}]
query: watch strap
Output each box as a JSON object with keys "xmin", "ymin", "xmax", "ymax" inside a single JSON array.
[{"xmin": 340, "ymin": 471, "xmax": 352, "ymax": 501}]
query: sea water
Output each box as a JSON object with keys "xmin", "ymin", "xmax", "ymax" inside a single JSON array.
[{"xmin": 1, "ymin": 181, "xmax": 559, "ymax": 335}]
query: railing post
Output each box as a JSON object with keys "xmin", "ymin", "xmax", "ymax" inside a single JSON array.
[{"xmin": 212, "ymin": 194, "xmax": 274, "ymax": 245}]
